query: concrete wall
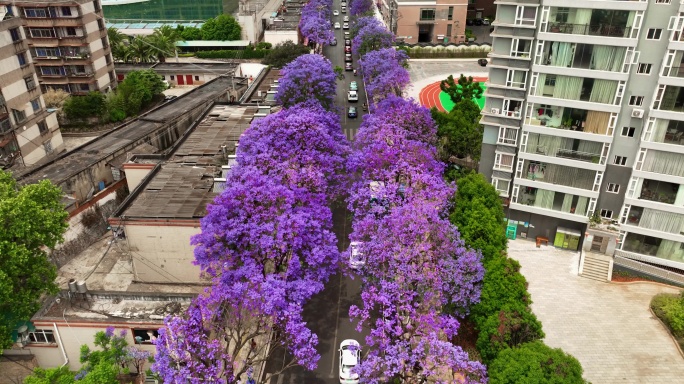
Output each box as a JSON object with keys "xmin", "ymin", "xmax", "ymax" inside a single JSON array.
[
  {"xmin": 123, "ymin": 163, "xmax": 156, "ymax": 191},
  {"xmin": 264, "ymin": 30, "xmax": 300, "ymax": 46},
  {"xmin": 596, "ymin": 164, "xmax": 632, "ymax": 221},
  {"xmin": 395, "ymin": 0, "xmax": 468, "ymax": 44},
  {"xmin": 479, "ymin": 142, "xmax": 496, "ymax": 181},
  {"xmin": 507, "ymin": 209, "xmax": 587, "ymax": 249},
  {"xmin": 125, "ymin": 224, "xmax": 202, "ymax": 283}
]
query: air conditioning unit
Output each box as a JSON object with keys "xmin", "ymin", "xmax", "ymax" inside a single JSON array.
[
  {"xmin": 631, "ymin": 108, "xmax": 644, "ymax": 118},
  {"xmin": 491, "ymin": 108, "xmax": 500, "ymax": 114}
]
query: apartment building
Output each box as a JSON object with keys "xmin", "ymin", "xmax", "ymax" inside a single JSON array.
[
  {"xmin": 18, "ymin": 0, "xmax": 116, "ymax": 94},
  {"xmin": 0, "ymin": 5, "xmax": 64, "ymax": 166},
  {"xmin": 379, "ymin": 0, "xmax": 468, "ymax": 43},
  {"xmin": 480, "ymin": 0, "xmax": 684, "ymax": 272}
]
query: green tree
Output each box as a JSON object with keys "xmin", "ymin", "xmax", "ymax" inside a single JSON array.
[
  {"xmin": 23, "ymin": 366, "xmax": 75, "ymax": 384},
  {"xmin": 178, "ymin": 25, "xmax": 202, "ymax": 41},
  {"xmin": 148, "ymin": 26, "xmax": 180, "ymax": 63},
  {"xmin": 262, "ymin": 40, "xmax": 310, "ymax": 68},
  {"xmin": 107, "ymin": 27, "xmax": 129, "ymax": 62},
  {"xmin": 62, "ymin": 91, "xmax": 106, "ymax": 121},
  {"xmin": 440, "ymin": 74, "xmax": 483, "ymax": 105},
  {"xmin": 110, "ymin": 69, "xmax": 165, "ymax": 116},
  {"xmin": 125, "ymin": 36, "xmax": 155, "ymax": 64},
  {"xmin": 476, "ymin": 303, "xmax": 545, "ymax": 362},
  {"xmin": 431, "ymin": 99, "xmax": 483, "ymax": 161},
  {"xmin": 201, "ymin": 14, "xmax": 242, "ymax": 41},
  {"xmin": 0, "ymin": 171, "xmax": 68, "ymax": 349},
  {"xmin": 488, "ymin": 341, "xmax": 587, "ymax": 384}
]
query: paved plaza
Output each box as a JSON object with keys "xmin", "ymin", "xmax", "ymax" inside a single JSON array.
[{"xmin": 508, "ymin": 239, "xmax": 684, "ymax": 383}]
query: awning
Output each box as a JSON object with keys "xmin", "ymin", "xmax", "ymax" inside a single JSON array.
[{"xmin": 557, "ymin": 227, "xmax": 582, "ymax": 237}]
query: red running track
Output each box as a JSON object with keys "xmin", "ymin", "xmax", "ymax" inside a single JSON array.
[{"xmin": 418, "ymin": 76, "xmax": 488, "ymax": 112}]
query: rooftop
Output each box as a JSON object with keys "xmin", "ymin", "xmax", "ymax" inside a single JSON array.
[
  {"xmin": 115, "ymin": 62, "xmax": 240, "ymax": 75},
  {"xmin": 106, "ymin": 20, "xmax": 205, "ymax": 30},
  {"xmin": 117, "ymin": 104, "xmax": 258, "ymax": 220},
  {"xmin": 245, "ymin": 68, "xmax": 281, "ymax": 104},
  {"xmin": 15, "ymin": 76, "xmax": 246, "ymax": 187}
]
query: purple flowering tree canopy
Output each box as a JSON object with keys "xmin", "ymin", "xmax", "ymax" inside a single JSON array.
[
  {"xmin": 352, "ymin": 21, "xmax": 394, "ymax": 57},
  {"xmin": 300, "ymin": 0, "xmax": 335, "ymax": 49},
  {"xmin": 350, "ymin": 0, "xmax": 374, "ymax": 16},
  {"xmin": 275, "ymin": 54, "xmax": 338, "ymax": 110},
  {"xmin": 359, "ymin": 48, "xmax": 410, "ymax": 103}
]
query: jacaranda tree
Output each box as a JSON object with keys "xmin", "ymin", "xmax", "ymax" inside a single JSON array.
[
  {"xmin": 359, "ymin": 48, "xmax": 410, "ymax": 103},
  {"xmin": 299, "ymin": 0, "xmax": 335, "ymax": 51},
  {"xmin": 350, "ymin": 0, "xmax": 374, "ymax": 16},
  {"xmin": 275, "ymin": 54, "xmax": 337, "ymax": 110},
  {"xmin": 352, "ymin": 18, "xmax": 394, "ymax": 57}
]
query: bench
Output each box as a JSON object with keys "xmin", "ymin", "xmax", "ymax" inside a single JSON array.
[{"xmin": 536, "ymin": 236, "xmax": 549, "ymax": 248}]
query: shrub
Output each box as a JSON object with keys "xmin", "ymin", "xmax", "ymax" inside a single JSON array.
[
  {"xmin": 476, "ymin": 303, "xmax": 544, "ymax": 362},
  {"xmin": 195, "ymin": 49, "xmax": 268, "ymax": 59},
  {"xmin": 62, "ymin": 91, "xmax": 106, "ymax": 120},
  {"xmin": 652, "ymin": 293, "xmax": 684, "ymax": 337},
  {"xmin": 488, "ymin": 341, "xmax": 587, "ymax": 384}
]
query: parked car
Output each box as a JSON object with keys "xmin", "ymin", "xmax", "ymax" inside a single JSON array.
[
  {"xmin": 466, "ymin": 19, "xmax": 474, "ymax": 26},
  {"xmin": 164, "ymin": 95, "xmax": 178, "ymax": 102},
  {"xmin": 334, "ymin": 22, "xmax": 341, "ymax": 29},
  {"xmin": 339, "ymin": 340, "xmax": 360, "ymax": 384},
  {"xmin": 345, "ymin": 46, "xmax": 351, "ymax": 53},
  {"xmin": 348, "ymin": 106, "xmax": 357, "ymax": 118},
  {"xmin": 348, "ymin": 242, "xmax": 365, "ymax": 269},
  {"xmin": 341, "ymin": 6, "xmax": 346, "ymax": 13},
  {"xmin": 341, "ymin": 1, "xmax": 347, "ymax": 6},
  {"xmin": 349, "ymin": 81, "xmax": 358, "ymax": 91},
  {"xmin": 343, "ymin": 22, "xmax": 349, "ymax": 29},
  {"xmin": 348, "ymin": 90, "xmax": 358, "ymax": 102},
  {"xmin": 345, "ymin": 53, "xmax": 352, "ymax": 62},
  {"xmin": 333, "ymin": 10, "xmax": 339, "ymax": 16},
  {"xmin": 343, "ymin": 16, "xmax": 349, "ymax": 22},
  {"xmin": 478, "ymin": 58, "xmax": 488, "ymax": 67},
  {"xmin": 482, "ymin": 19, "xmax": 491, "ymax": 25},
  {"xmin": 344, "ymin": 62, "xmax": 353, "ymax": 71},
  {"xmin": 345, "ymin": 39, "xmax": 351, "ymax": 46},
  {"xmin": 331, "ymin": 38, "xmax": 337, "ymax": 46},
  {"xmin": 474, "ymin": 18, "xmax": 484, "ymax": 26},
  {"xmin": 344, "ymin": 31, "xmax": 350, "ymax": 38}
]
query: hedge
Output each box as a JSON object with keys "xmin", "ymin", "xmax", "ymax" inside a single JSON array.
[
  {"xmin": 397, "ymin": 45, "xmax": 489, "ymax": 59},
  {"xmin": 195, "ymin": 49, "xmax": 268, "ymax": 59}
]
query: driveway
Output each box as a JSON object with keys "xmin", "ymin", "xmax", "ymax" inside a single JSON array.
[{"xmin": 508, "ymin": 239, "xmax": 684, "ymax": 384}]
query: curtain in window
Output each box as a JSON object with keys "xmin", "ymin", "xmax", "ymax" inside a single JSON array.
[
  {"xmin": 584, "ymin": 111, "xmax": 610, "ymax": 134},
  {"xmin": 674, "ymin": 51, "xmax": 684, "ymax": 76},
  {"xmin": 573, "ymin": 9, "xmax": 592, "ymax": 34},
  {"xmin": 576, "ymin": 196, "xmax": 589, "ymax": 215},
  {"xmin": 643, "ymin": 150, "xmax": 684, "ymax": 177},
  {"xmin": 589, "ymin": 79, "xmax": 618, "ymax": 104},
  {"xmin": 675, "ymin": 185, "xmax": 684, "ymax": 206},
  {"xmin": 513, "ymin": 71, "xmax": 526, "ymax": 88},
  {"xmin": 527, "ymin": 133, "xmax": 564, "ymax": 157},
  {"xmin": 534, "ymin": 189, "xmax": 555, "ymax": 209},
  {"xmin": 577, "ymin": 140, "xmax": 602, "ymax": 155},
  {"xmin": 550, "ymin": 42, "xmax": 573, "ymax": 67},
  {"xmin": 656, "ymin": 240, "xmax": 684, "ymax": 262},
  {"xmin": 591, "ymin": 45, "xmax": 626, "ymax": 72},
  {"xmin": 626, "ymin": 11, "xmax": 635, "ymax": 34},
  {"xmin": 660, "ymin": 86, "xmax": 678, "ymax": 110},
  {"xmin": 553, "ymin": 76, "xmax": 583, "ymax": 100},
  {"xmin": 652, "ymin": 119, "xmax": 669, "ymax": 142},
  {"xmin": 640, "ymin": 208, "xmax": 684, "ymax": 233},
  {"xmin": 536, "ymin": 73, "xmax": 546, "ymax": 96},
  {"xmin": 561, "ymin": 194, "xmax": 573, "ymax": 212}
]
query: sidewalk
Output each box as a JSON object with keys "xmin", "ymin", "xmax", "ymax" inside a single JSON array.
[{"xmin": 508, "ymin": 239, "xmax": 684, "ymax": 383}]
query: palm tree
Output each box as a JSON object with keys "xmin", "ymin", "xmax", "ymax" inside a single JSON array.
[
  {"xmin": 107, "ymin": 27, "xmax": 129, "ymax": 62},
  {"xmin": 148, "ymin": 25, "xmax": 180, "ymax": 63},
  {"xmin": 126, "ymin": 36, "xmax": 155, "ymax": 64}
]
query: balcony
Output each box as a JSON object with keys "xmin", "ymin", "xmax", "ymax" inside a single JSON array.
[
  {"xmin": 521, "ymin": 160, "xmax": 597, "ymax": 190},
  {"xmin": 546, "ymin": 23, "xmax": 631, "ymax": 38},
  {"xmin": 663, "ymin": 66, "xmax": 684, "ymax": 79},
  {"xmin": 23, "ymin": 18, "xmax": 82, "ymax": 28},
  {"xmin": 545, "ymin": 8, "xmax": 634, "ymax": 38},
  {"xmin": 622, "ymin": 232, "xmax": 684, "ymax": 262},
  {"xmin": 538, "ymin": 42, "xmax": 626, "ymax": 73},
  {"xmin": 648, "ymin": 119, "xmax": 684, "ymax": 146},
  {"xmin": 535, "ymin": 75, "xmax": 618, "ymax": 105},
  {"xmin": 638, "ymin": 179, "xmax": 680, "ymax": 205},
  {"xmin": 641, "ymin": 150, "xmax": 684, "ymax": 177},
  {"xmin": 517, "ymin": 186, "xmax": 591, "ymax": 216},
  {"xmin": 654, "ymin": 85, "xmax": 684, "ymax": 113},
  {"xmin": 527, "ymin": 105, "xmax": 611, "ymax": 136},
  {"xmin": 524, "ymin": 133, "xmax": 603, "ymax": 164}
]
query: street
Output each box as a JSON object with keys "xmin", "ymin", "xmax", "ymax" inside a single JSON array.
[{"xmin": 262, "ymin": 2, "xmax": 368, "ymax": 383}]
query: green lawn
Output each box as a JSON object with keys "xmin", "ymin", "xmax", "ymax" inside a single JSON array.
[{"xmin": 438, "ymin": 83, "xmax": 486, "ymax": 112}]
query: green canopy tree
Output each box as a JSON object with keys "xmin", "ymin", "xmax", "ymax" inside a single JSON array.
[
  {"xmin": 23, "ymin": 366, "xmax": 74, "ymax": 384},
  {"xmin": 148, "ymin": 26, "xmax": 180, "ymax": 63},
  {"xmin": 177, "ymin": 25, "xmax": 202, "ymax": 41},
  {"xmin": 440, "ymin": 74, "xmax": 484, "ymax": 105},
  {"xmin": 125, "ymin": 36, "xmax": 155, "ymax": 64},
  {"xmin": 111, "ymin": 69, "xmax": 165, "ymax": 116},
  {"xmin": 107, "ymin": 27, "xmax": 129, "ymax": 62},
  {"xmin": 0, "ymin": 170, "xmax": 68, "ymax": 350},
  {"xmin": 201, "ymin": 14, "xmax": 242, "ymax": 41},
  {"xmin": 488, "ymin": 341, "xmax": 587, "ymax": 384},
  {"xmin": 262, "ymin": 40, "xmax": 311, "ymax": 68},
  {"xmin": 431, "ymin": 99, "xmax": 483, "ymax": 161}
]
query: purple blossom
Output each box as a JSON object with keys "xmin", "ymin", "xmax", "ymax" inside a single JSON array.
[
  {"xmin": 299, "ymin": 0, "xmax": 335, "ymax": 49},
  {"xmin": 275, "ymin": 54, "xmax": 338, "ymax": 110},
  {"xmin": 350, "ymin": 0, "xmax": 374, "ymax": 16},
  {"xmin": 352, "ymin": 17, "xmax": 394, "ymax": 57},
  {"xmin": 359, "ymin": 48, "xmax": 410, "ymax": 103}
]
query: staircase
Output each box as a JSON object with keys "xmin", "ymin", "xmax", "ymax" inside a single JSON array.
[{"xmin": 580, "ymin": 252, "xmax": 612, "ymax": 282}]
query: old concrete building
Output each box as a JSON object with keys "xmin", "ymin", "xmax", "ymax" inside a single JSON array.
[
  {"xmin": 379, "ymin": 0, "xmax": 468, "ymax": 44},
  {"xmin": 0, "ymin": 4, "xmax": 64, "ymax": 167},
  {"xmin": 18, "ymin": 0, "xmax": 116, "ymax": 94}
]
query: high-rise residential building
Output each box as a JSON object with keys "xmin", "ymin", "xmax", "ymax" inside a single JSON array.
[
  {"xmin": 0, "ymin": 5, "xmax": 64, "ymax": 166},
  {"xmin": 480, "ymin": 0, "xmax": 684, "ymax": 271},
  {"xmin": 19, "ymin": 0, "xmax": 116, "ymax": 94}
]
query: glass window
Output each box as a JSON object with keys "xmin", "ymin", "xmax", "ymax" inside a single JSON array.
[
  {"xmin": 29, "ymin": 329, "xmax": 55, "ymax": 344},
  {"xmin": 446, "ymin": 24, "xmax": 452, "ymax": 37},
  {"xmin": 37, "ymin": 120, "xmax": 48, "ymax": 133},
  {"xmin": 17, "ymin": 52, "xmax": 27, "ymax": 66},
  {"xmin": 637, "ymin": 63, "xmax": 652, "ymax": 74},
  {"xmin": 31, "ymin": 98, "xmax": 41, "ymax": 112},
  {"xmin": 43, "ymin": 139, "xmax": 52, "ymax": 153},
  {"xmin": 448, "ymin": 6, "xmax": 453, "ymax": 21},
  {"xmin": 646, "ymin": 28, "xmax": 662, "ymax": 40},
  {"xmin": 61, "ymin": 6, "xmax": 72, "ymax": 16},
  {"xmin": 24, "ymin": 8, "xmax": 47, "ymax": 18},
  {"xmin": 621, "ymin": 127, "xmax": 636, "ymax": 137},
  {"xmin": 12, "ymin": 108, "xmax": 26, "ymax": 123},
  {"xmin": 420, "ymin": 9, "xmax": 435, "ymax": 21},
  {"xmin": 9, "ymin": 28, "xmax": 21, "ymax": 42}
]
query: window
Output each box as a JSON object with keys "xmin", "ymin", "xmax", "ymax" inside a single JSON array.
[
  {"xmin": 493, "ymin": 178, "xmax": 510, "ymax": 195},
  {"xmin": 65, "ymin": 27, "xmax": 77, "ymax": 36},
  {"xmin": 420, "ymin": 8, "xmax": 435, "ymax": 21},
  {"xmin": 97, "ymin": 19, "xmax": 104, "ymax": 31},
  {"xmin": 607, "ymin": 183, "xmax": 620, "ymax": 193},
  {"xmin": 655, "ymin": 0, "xmax": 671, "ymax": 3},
  {"xmin": 37, "ymin": 120, "xmax": 48, "ymax": 134},
  {"xmin": 29, "ymin": 28, "xmax": 55, "ymax": 38},
  {"xmin": 170, "ymin": 75, "xmax": 175, "ymax": 80},
  {"xmin": 132, "ymin": 329, "xmax": 159, "ymax": 344},
  {"xmin": 17, "ymin": 52, "xmax": 27, "ymax": 66},
  {"xmin": 9, "ymin": 28, "xmax": 21, "ymax": 42},
  {"xmin": 12, "ymin": 108, "xmax": 26, "ymax": 123},
  {"xmin": 600, "ymin": 209, "xmax": 613, "ymax": 219},
  {"xmin": 43, "ymin": 139, "xmax": 53, "ymax": 153},
  {"xmin": 446, "ymin": 24, "xmax": 452, "ymax": 37},
  {"xmin": 621, "ymin": 127, "xmax": 636, "ymax": 137},
  {"xmin": 614, "ymin": 155, "xmax": 627, "ymax": 165},
  {"xmin": 448, "ymin": 6, "xmax": 453, "ymax": 20},
  {"xmin": 0, "ymin": 117, "xmax": 11, "ymax": 133},
  {"xmin": 555, "ymin": 8, "xmax": 570, "ymax": 23},
  {"xmin": 34, "ymin": 47, "xmax": 61, "ymax": 57},
  {"xmin": 24, "ymin": 8, "xmax": 47, "ymax": 18},
  {"xmin": 31, "ymin": 98, "xmax": 41, "ymax": 112},
  {"xmin": 105, "ymin": 54, "xmax": 112, "ymax": 65},
  {"xmin": 195, "ymin": 75, "xmax": 200, "ymax": 81},
  {"xmin": 494, "ymin": 152, "xmax": 515, "ymax": 171},
  {"xmin": 637, "ymin": 63, "xmax": 652, "ymax": 74},
  {"xmin": 101, "ymin": 37, "xmax": 108, "ymax": 49},
  {"xmin": 646, "ymin": 28, "xmax": 662, "ymax": 40},
  {"xmin": 25, "ymin": 76, "xmax": 36, "ymax": 90},
  {"xmin": 79, "ymin": 83, "xmax": 90, "ymax": 91},
  {"xmin": 28, "ymin": 329, "xmax": 55, "ymax": 344},
  {"xmin": 61, "ymin": 6, "xmax": 72, "ymax": 16},
  {"xmin": 40, "ymin": 66, "xmax": 65, "ymax": 76},
  {"xmin": 629, "ymin": 96, "xmax": 644, "ymax": 106}
]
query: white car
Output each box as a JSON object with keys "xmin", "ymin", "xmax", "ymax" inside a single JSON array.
[
  {"xmin": 347, "ymin": 90, "xmax": 358, "ymax": 102},
  {"xmin": 341, "ymin": 6, "xmax": 346, "ymax": 13},
  {"xmin": 344, "ymin": 16, "xmax": 349, "ymax": 22},
  {"xmin": 348, "ymin": 241, "xmax": 365, "ymax": 269},
  {"xmin": 339, "ymin": 339, "xmax": 360, "ymax": 384},
  {"xmin": 333, "ymin": 10, "xmax": 339, "ymax": 16},
  {"xmin": 344, "ymin": 31, "xmax": 350, "ymax": 38},
  {"xmin": 334, "ymin": 22, "xmax": 341, "ymax": 29},
  {"xmin": 343, "ymin": 22, "xmax": 349, "ymax": 29}
]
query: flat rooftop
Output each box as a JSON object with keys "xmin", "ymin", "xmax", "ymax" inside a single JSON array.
[
  {"xmin": 118, "ymin": 104, "xmax": 258, "ymax": 220},
  {"xmin": 16, "ymin": 76, "xmax": 245, "ymax": 187},
  {"xmin": 115, "ymin": 62, "xmax": 240, "ymax": 75}
]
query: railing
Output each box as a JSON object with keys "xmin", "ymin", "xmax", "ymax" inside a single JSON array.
[
  {"xmin": 555, "ymin": 149, "xmax": 601, "ymax": 163},
  {"xmin": 546, "ymin": 23, "xmax": 631, "ymax": 38},
  {"xmin": 665, "ymin": 67, "xmax": 684, "ymax": 78},
  {"xmin": 614, "ymin": 252, "xmax": 684, "ymax": 285},
  {"xmin": 639, "ymin": 188, "xmax": 676, "ymax": 204}
]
